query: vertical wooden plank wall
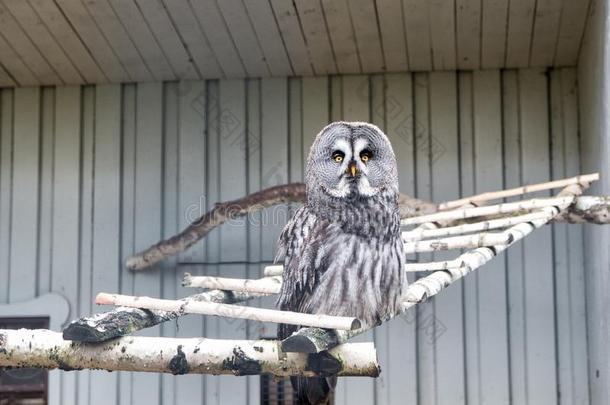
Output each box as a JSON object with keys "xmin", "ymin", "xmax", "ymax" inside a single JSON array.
[
  {"xmin": 175, "ymin": 80, "xmax": 206, "ymax": 405},
  {"xmin": 0, "ymin": 68, "xmax": 589, "ymax": 404},
  {"xmin": 470, "ymin": 70, "xmax": 510, "ymax": 404},
  {"xmin": 550, "ymin": 69, "xmax": 589, "ymax": 405},
  {"xmin": 160, "ymin": 81, "xmax": 179, "ymax": 405},
  {"xmin": 52, "ymin": 86, "xmax": 81, "ymax": 405},
  {"xmin": 578, "ymin": 2, "xmax": 609, "ymax": 403},
  {"xmin": 9, "ymin": 87, "xmax": 40, "ymax": 303},
  {"xmin": 0, "ymin": 89, "xmax": 13, "ymax": 304},
  {"xmin": 216, "ymin": 79, "xmax": 248, "ymax": 404},
  {"xmin": 378, "ymin": 73, "xmax": 418, "ymax": 405},
  {"xmin": 413, "ymin": 71, "xmax": 435, "ymax": 405}
]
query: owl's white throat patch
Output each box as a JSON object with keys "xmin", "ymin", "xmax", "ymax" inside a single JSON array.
[
  {"xmin": 357, "ymin": 176, "xmax": 379, "ymax": 197},
  {"xmin": 326, "ymin": 177, "xmax": 351, "ymax": 198}
]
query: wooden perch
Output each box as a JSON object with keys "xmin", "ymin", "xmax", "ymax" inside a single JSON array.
[
  {"xmin": 402, "ymin": 195, "xmax": 574, "ymax": 226},
  {"xmin": 0, "ymin": 329, "xmax": 379, "ymax": 377},
  {"xmin": 126, "ymin": 183, "xmax": 437, "ymax": 271},
  {"xmin": 64, "ymin": 289, "xmax": 263, "ymax": 342},
  {"xmin": 263, "ymin": 265, "xmax": 284, "ymax": 277},
  {"xmin": 402, "ymin": 210, "xmax": 551, "ymax": 241},
  {"xmin": 403, "ymin": 231, "xmax": 511, "ymax": 253},
  {"xmin": 96, "ymin": 293, "xmax": 361, "ymax": 331},
  {"xmin": 438, "ymin": 173, "xmax": 599, "ymax": 210},
  {"xmin": 183, "ymin": 273, "xmax": 282, "ymax": 295},
  {"xmin": 554, "ymin": 195, "xmax": 610, "ymax": 224}
]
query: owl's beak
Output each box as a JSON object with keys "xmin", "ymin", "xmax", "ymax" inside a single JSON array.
[{"xmin": 348, "ymin": 162, "xmax": 357, "ymax": 177}]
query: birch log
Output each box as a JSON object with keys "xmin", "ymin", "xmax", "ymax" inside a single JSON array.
[
  {"xmin": 554, "ymin": 195, "xmax": 610, "ymax": 224},
  {"xmin": 402, "ymin": 210, "xmax": 551, "ymax": 241},
  {"xmin": 183, "ymin": 273, "xmax": 282, "ymax": 295},
  {"xmin": 438, "ymin": 173, "xmax": 599, "ymax": 210},
  {"xmin": 263, "ymin": 265, "xmax": 284, "ymax": 277},
  {"xmin": 401, "ymin": 195, "xmax": 574, "ymax": 226},
  {"xmin": 0, "ymin": 329, "xmax": 380, "ymax": 377},
  {"xmin": 64, "ymin": 289, "xmax": 264, "ymax": 342},
  {"xmin": 96, "ymin": 293, "xmax": 361, "ymax": 331},
  {"xmin": 403, "ymin": 232, "xmax": 511, "ymax": 253}
]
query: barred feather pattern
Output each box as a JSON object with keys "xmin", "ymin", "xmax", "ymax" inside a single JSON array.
[
  {"xmin": 276, "ymin": 188, "xmax": 405, "ymax": 339},
  {"xmin": 275, "ymin": 121, "xmax": 406, "ymax": 404}
]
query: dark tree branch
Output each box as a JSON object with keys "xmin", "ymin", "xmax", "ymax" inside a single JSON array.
[{"xmin": 126, "ymin": 183, "xmax": 437, "ymax": 271}]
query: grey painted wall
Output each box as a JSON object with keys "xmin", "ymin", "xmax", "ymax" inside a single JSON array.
[
  {"xmin": 579, "ymin": 0, "xmax": 610, "ymax": 404},
  {"xmin": 0, "ymin": 68, "xmax": 589, "ymax": 405}
]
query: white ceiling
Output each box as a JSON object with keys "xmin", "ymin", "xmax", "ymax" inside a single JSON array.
[{"xmin": 0, "ymin": 0, "xmax": 592, "ymax": 87}]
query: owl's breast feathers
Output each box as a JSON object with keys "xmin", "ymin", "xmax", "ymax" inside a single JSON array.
[{"xmin": 276, "ymin": 191, "xmax": 405, "ymax": 339}]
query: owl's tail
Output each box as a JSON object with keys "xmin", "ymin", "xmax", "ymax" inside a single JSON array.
[{"xmin": 291, "ymin": 375, "xmax": 336, "ymax": 405}]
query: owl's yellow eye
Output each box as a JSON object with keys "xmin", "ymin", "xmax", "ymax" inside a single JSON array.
[
  {"xmin": 360, "ymin": 150, "xmax": 372, "ymax": 163},
  {"xmin": 332, "ymin": 151, "xmax": 344, "ymax": 163}
]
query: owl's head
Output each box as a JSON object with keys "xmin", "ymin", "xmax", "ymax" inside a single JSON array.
[{"xmin": 305, "ymin": 121, "xmax": 399, "ymax": 201}]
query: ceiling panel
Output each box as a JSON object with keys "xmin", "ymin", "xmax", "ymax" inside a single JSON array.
[{"xmin": 0, "ymin": 0, "xmax": 590, "ymax": 87}]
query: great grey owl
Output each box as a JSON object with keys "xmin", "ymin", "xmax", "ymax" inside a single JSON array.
[{"xmin": 276, "ymin": 121, "xmax": 406, "ymax": 405}]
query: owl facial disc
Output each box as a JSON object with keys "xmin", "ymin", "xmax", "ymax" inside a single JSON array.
[{"xmin": 306, "ymin": 121, "xmax": 399, "ymax": 200}]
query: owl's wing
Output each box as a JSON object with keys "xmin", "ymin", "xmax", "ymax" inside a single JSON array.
[{"xmin": 275, "ymin": 206, "xmax": 329, "ymax": 315}]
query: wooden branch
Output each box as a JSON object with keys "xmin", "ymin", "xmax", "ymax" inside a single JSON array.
[
  {"xmin": 403, "ymin": 232, "xmax": 511, "ymax": 254},
  {"xmin": 402, "ymin": 212, "xmax": 557, "ymax": 308},
  {"xmin": 263, "ymin": 265, "xmax": 284, "ymax": 277},
  {"xmin": 402, "ymin": 211, "xmax": 551, "ymax": 241},
  {"xmin": 125, "ymin": 183, "xmax": 437, "ymax": 271},
  {"xmin": 0, "ymin": 329, "xmax": 380, "ymax": 377},
  {"xmin": 401, "ymin": 195, "xmax": 574, "ymax": 226},
  {"xmin": 64, "ymin": 289, "xmax": 263, "ymax": 343},
  {"xmin": 553, "ymin": 195, "xmax": 610, "ymax": 224},
  {"xmin": 183, "ymin": 273, "xmax": 282, "ymax": 295},
  {"xmin": 401, "ymin": 183, "xmax": 585, "ymax": 306},
  {"xmin": 405, "ymin": 261, "xmax": 466, "ymax": 272},
  {"xmin": 125, "ymin": 183, "xmax": 307, "ymax": 271},
  {"xmin": 438, "ymin": 173, "xmax": 599, "ymax": 210},
  {"xmin": 96, "ymin": 293, "xmax": 361, "ymax": 331},
  {"xmin": 282, "ymin": 182, "xmax": 586, "ymax": 353}
]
